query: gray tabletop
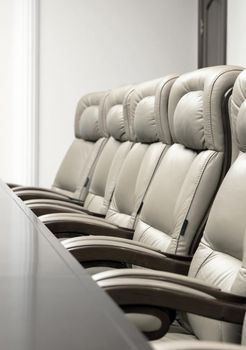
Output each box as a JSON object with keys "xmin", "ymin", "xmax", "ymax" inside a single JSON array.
[{"xmin": 0, "ymin": 181, "xmax": 151, "ymax": 350}]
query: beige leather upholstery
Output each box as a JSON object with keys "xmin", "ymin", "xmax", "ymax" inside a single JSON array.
[
  {"xmin": 42, "ymin": 76, "xmax": 177, "ymax": 233},
  {"xmin": 133, "ymin": 66, "xmax": 241, "ymax": 255},
  {"xmin": 52, "ymin": 91, "xmax": 108, "ymax": 201},
  {"xmin": 153, "ymin": 315, "xmax": 246, "ymax": 349},
  {"xmin": 104, "ymin": 76, "xmax": 177, "ymax": 229},
  {"xmin": 62, "ymin": 67, "xmax": 241, "ymax": 261},
  {"xmin": 231, "ymin": 70, "xmax": 246, "ymax": 160},
  {"xmin": 25, "ymin": 85, "xmax": 134, "ymax": 215},
  {"xmin": 150, "ymin": 69, "xmax": 246, "ymax": 347},
  {"xmin": 83, "ymin": 85, "xmax": 134, "ymax": 214}
]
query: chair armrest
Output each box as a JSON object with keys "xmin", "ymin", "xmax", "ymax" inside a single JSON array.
[
  {"xmin": 62, "ymin": 236, "xmax": 190, "ymax": 274},
  {"xmin": 15, "ymin": 189, "xmax": 70, "ymax": 201},
  {"xmin": 25, "ymin": 198, "xmax": 85, "ymax": 210},
  {"xmin": 25, "ymin": 199, "xmax": 105, "ymax": 217},
  {"xmin": 96, "ymin": 272, "xmax": 246, "ymax": 325},
  {"xmin": 13, "ymin": 186, "xmax": 55, "ymax": 193},
  {"xmin": 7, "ymin": 183, "xmax": 21, "ymax": 189},
  {"xmin": 26, "ymin": 198, "xmax": 87, "ymax": 216},
  {"xmin": 40, "ymin": 213, "xmax": 134, "ymax": 239},
  {"xmin": 30, "ymin": 203, "xmax": 88, "ymax": 216}
]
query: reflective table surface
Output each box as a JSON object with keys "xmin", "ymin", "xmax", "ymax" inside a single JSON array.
[{"xmin": 0, "ymin": 181, "xmax": 150, "ymax": 350}]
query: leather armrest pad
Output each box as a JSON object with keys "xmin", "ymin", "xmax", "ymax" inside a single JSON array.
[
  {"xmin": 62, "ymin": 236, "xmax": 190, "ymax": 275},
  {"xmin": 41, "ymin": 214, "xmax": 134, "ymax": 239},
  {"xmin": 15, "ymin": 189, "xmax": 70, "ymax": 201},
  {"xmin": 97, "ymin": 275, "xmax": 246, "ymax": 324},
  {"xmin": 13, "ymin": 186, "xmax": 53, "ymax": 193},
  {"xmin": 7, "ymin": 183, "xmax": 21, "ymax": 189}
]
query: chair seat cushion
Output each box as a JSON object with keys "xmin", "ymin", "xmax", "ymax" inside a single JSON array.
[{"xmin": 151, "ymin": 321, "xmax": 197, "ymax": 350}]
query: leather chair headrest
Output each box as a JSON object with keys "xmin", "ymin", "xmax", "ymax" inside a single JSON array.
[
  {"xmin": 128, "ymin": 76, "xmax": 177, "ymax": 144},
  {"xmin": 104, "ymin": 85, "xmax": 133, "ymax": 142},
  {"xmin": 169, "ymin": 66, "xmax": 243, "ymax": 151},
  {"xmin": 74, "ymin": 91, "xmax": 106, "ymax": 141}
]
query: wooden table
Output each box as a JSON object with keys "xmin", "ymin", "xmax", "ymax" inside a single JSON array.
[{"xmin": 0, "ymin": 181, "xmax": 151, "ymax": 350}]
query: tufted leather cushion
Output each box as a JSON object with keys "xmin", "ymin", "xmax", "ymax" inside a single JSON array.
[
  {"xmin": 127, "ymin": 77, "xmax": 177, "ymax": 144},
  {"xmin": 155, "ymin": 76, "xmax": 178, "ymax": 144},
  {"xmin": 104, "ymin": 85, "xmax": 133, "ymax": 142},
  {"xmin": 173, "ymin": 91, "xmax": 205, "ymax": 150},
  {"xmin": 134, "ymin": 96, "xmax": 157, "ymax": 143},
  {"xmin": 169, "ymin": 66, "xmax": 243, "ymax": 152},
  {"xmin": 75, "ymin": 91, "xmax": 105, "ymax": 141},
  {"xmin": 236, "ymin": 103, "xmax": 246, "ymax": 152},
  {"xmin": 231, "ymin": 70, "xmax": 246, "ymax": 154},
  {"xmin": 106, "ymin": 105, "xmax": 126, "ymax": 141},
  {"xmin": 186, "ymin": 70, "xmax": 246, "ymax": 344}
]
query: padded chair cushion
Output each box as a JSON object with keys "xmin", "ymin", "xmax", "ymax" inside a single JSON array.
[
  {"xmin": 132, "ymin": 67, "xmax": 244, "ymax": 256},
  {"xmin": 75, "ymin": 91, "xmax": 105, "ymax": 141},
  {"xmin": 52, "ymin": 138, "xmax": 106, "ymax": 200},
  {"xmin": 106, "ymin": 142, "xmax": 166, "ymax": 229},
  {"xmin": 104, "ymin": 85, "xmax": 133, "ymax": 141},
  {"xmin": 231, "ymin": 69, "xmax": 246, "ymax": 156},
  {"xmin": 151, "ymin": 321, "xmax": 197, "ymax": 350},
  {"xmin": 173, "ymin": 91, "xmax": 205, "ymax": 150},
  {"xmin": 186, "ymin": 71, "xmax": 246, "ymax": 343},
  {"xmin": 53, "ymin": 91, "xmax": 107, "ymax": 200},
  {"xmin": 155, "ymin": 76, "xmax": 178, "ymax": 144},
  {"xmin": 82, "ymin": 85, "xmax": 134, "ymax": 214},
  {"xmin": 106, "ymin": 105, "xmax": 126, "ymax": 141},
  {"xmin": 78, "ymin": 106, "xmax": 101, "ymax": 141},
  {"xmin": 134, "ymin": 96, "xmax": 158, "ymax": 143},
  {"xmin": 128, "ymin": 77, "xmax": 176, "ymax": 144},
  {"xmin": 104, "ymin": 77, "xmax": 177, "ymax": 229},
  {"xmin": 236, "ymin": 104, "xmax": 246, "ymax": 152},
  {"xmin": 169, "ymin": 66, "xmax": 243, "ymax": 152}
]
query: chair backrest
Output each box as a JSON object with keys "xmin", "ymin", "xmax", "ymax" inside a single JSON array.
[
  {"xmin": 52, "ymin": 91, "xmax": 107, "ymax": 200},
  {"xmin": 105, "ymin": 76, "xmax": 177, "ymax": 229},
  {"xmin": 83, "ymin": 85, "xmax": 134, "ymax": 215},
  {"xmin": 133, "ymin": 66, "xmax": 242, "ymax": 256},
  {"xmin": 186, "ymin": 68, "xmax": 246, "ymax": 344}
]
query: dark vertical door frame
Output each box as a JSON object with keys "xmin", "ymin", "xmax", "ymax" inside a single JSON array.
[{"xmin": 198, "ymin": 0, "xmax": 227, "ymax": 68}]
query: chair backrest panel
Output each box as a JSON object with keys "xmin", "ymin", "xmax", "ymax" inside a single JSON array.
[
  {"xmin": 133, "ymin": 66, "xmax": 242, "ymax": 255},
  {"xmin": 83, "ymin": 85, "xmax": 134, "ymax": 215},
  {"xmin": 52, "ymin": 91, "xmax": 107, "ymax": 200},
  {"xmin": 105, "ymin": 76, "xmax": 177, "ymax": 229},
  {"xmin": 52, "ymin": 138, "xmax": 104, "ymax": 197},
  {"xmin": 133, "ymin": 146, "xmax": 224, "ymax": 255},
  {"xmin": 187, "ymin": 68, "xmax": 246, "ymax": 344}
]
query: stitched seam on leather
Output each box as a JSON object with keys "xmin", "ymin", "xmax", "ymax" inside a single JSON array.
[
  {"xmin": 131, "ymin": 144, "xmax": 169, "ymax": 226},
  {"xmin": 207, "ymin": 68, "xmax": 242, "ymax": 149},
  {"xmin": 156, "ymin": 76, "xmax": 177, "ymax": 143},
  {"xmin": 192, "ymin": 242, "xmax": 214, "ymax": 278},
  {"xmin": 123, "ymin": 88, "xmax": 135, "ymax": 141},
  {"xmin": 106, "ymin": 207, "xmax": 119, "ymax": 217},
  {"xmin": 77, "ymin": 138, "xmax": 107, "ymax": 200},
  {"xmin": 99, "ymin": 93, "xmax": 109, "ymax": 137},
  {"xmin": 235, "ymin": 77, "xmax": 246, "ymax": 151},
  {"xmin": 174, "ymin": 151, "xmax": 217, "ymax": 254},
  {"xmin": 76, "ymin": 101, "xmax": 102, "ymax": 138},
  {"xmin": 135, "ymin": 221, "xmax": 153, "ymax": 243},
  {"xmin": 84, "ymin": 193, "xmax": 98, "ymax": 209},
  {"xmin": 105, "ymin": 142, "xmax": 133, "ymax": 209}
]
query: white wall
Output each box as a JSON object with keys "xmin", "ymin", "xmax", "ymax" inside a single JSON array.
[
  {"xmin": 227, "ymin": 0, "xmax": 246, "ymax": 67},
  {"xmin": 0, "ymin": 0, "xmax": 15, "ymax": 182},
  {"xmin": 39, "ymin": 0, "xmax": 198, "ymax": 186},
  {"xmin": 0, "ymin": 0, "xmax": 39, "ymax": 185},
  {"xmin": 0, "ymin": 1, "xmax": 198, "ymax": 185}
]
